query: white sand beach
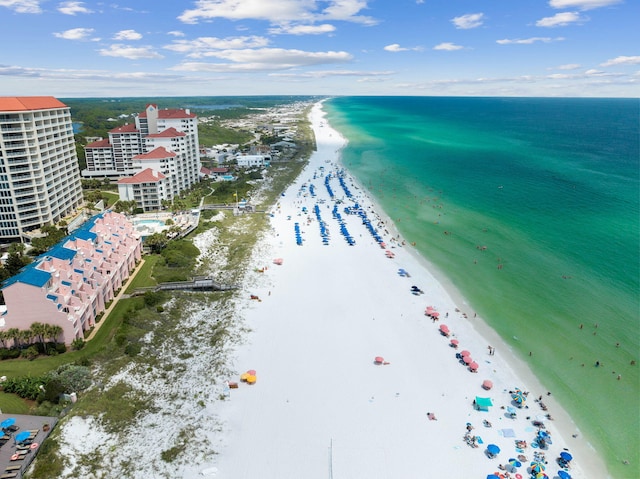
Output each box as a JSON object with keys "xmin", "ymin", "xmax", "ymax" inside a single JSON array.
[
  {"xmin": 54, "ymin": 102, "xmax": 610, "ymax": 479},
  {"xmin": 206, "ymin": 102, "xmax": 609, "ymax": 479}
]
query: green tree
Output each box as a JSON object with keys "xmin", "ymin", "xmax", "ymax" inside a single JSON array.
[
  {"xmin": 45, "ymin": 324, "xmax": 63, "ymax": 343},
  {"xmin": 6, "ymin": 328, "xmax": 20, "ymax": 348},
  {"xmin": 144, "ymin": 233, "xmax": 168, "ymax": 254},
  {"xmin": 30, "ymin": 322, "xmax": 47, "ymax": 349}
]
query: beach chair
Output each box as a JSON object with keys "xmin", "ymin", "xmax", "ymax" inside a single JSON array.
[
  {"xmin": 4, "ymin": 465, "xmax": 21, "ymax": 471},
  {"xmin": 0, "ymin": 473, "xmax": 18, "ymax": 479}
]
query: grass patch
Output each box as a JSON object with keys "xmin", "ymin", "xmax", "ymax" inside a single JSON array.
[
  {"xmin": 0, "ymin": 391, "xmax": 31, "ymax": 414},
  {"xmin": 124, "ymin": 257, "xmax": 159, "ymax": 292}
]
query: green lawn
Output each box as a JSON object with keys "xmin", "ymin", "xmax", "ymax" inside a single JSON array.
[{"xmin": 0, "ymin": 392, "xmax": 31, "ymax": 414}]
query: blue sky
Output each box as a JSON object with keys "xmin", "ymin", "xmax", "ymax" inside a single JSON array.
[{"xmin": 1, "ymin": 0, "xmax": 638, "ymax": 97}]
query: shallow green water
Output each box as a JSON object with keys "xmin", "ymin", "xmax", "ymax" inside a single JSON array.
[{"xmin": 325, "ymin": 96, "xmax": 640, "ymax": 478}]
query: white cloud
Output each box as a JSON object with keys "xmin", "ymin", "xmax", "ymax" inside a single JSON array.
[
  {"xmin": 171, "ymin": 48, "xmax": 352, "ymax": 72},
  {"xmin": 167, "ymin": 31, "xmax": 185, "ymax": 37},
  {"xmin": 384, "ymin": 44, "xmax": 422, "ymax": 53},
  {"xmin": 549, "ymin": 0, "xmax": 622, "ymax": 10},
  {"xmin": 556, "ymin": 63, "xmax": 581, "ymax": 70},
  {"xmin": 164, "ymin": 36, "xmax": 270, "ymax": 57},
  {"xmin": 113, "ymin": 30, "xmax": 142, "ymax": 41},
  {"xmin": 270, "ymin": 70, "xmax": 393, "ymax": 78},
  {"xmin": 536, "ymin": 11, "xmax": 586, "ymax": 27},
  {"xmin": 433, "ymin": 42, "xmax": 464, "ymax": 51},
  {"xmin": 601, "ymin": 55, "xmax": 640, "ymax": 67},
  {"xmin": 98, "ymin": 44, "xmax": 164, "ymax": 60},
  {"xmin": 53, "ymin": 27, "xmax": 95, "ymax": 40},
  {"xmin": 269, "ymin": 24, "xmax": 336, "ymax": 35},
  {"xmin": 0, "ymin": 0, "xmax": 42, "ymax": 13},
  {"xmin": 451, "ymin": 13, "xmax": 484, "ymax": 30},
  {"xmin": 57, "ymin": 1, "xmax": 92, "ymax": 15},
  {"xmin": 497, "ymin": 37, "xmax": 565, "ymax": 45},
  {"xmin": 178, "ymin": 0, "xmax": 377, "ymax": 26},
  {"xmin": 384, "ymin": 44, "xmax": 407, "ymax": 52}
]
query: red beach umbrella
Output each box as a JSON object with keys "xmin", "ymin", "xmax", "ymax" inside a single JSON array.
[
  {"xmin": 439, "ymin": 324, "xmax": 449, "ymax": 333},
  {"xmin": 247, "ymin": 369, "xmax": 257, "ymax": 375},
  {"xmin": 469, "ymin": 362, "xmax": 479, "ymax": 371},
  {"xmin": 482, "ymin": 379, "xmax": 493, "ymax": 390},
  {"xmin": 431, "ymin": 311, "xmax": 440, "ymax": 318},
  {"xmin": 374, "ymin": 356, "xmax": 384, "ymax": 364},
  {"xmin": 460, "ymin": 350, "xmax": 472, "ymax": 357},
  {"xmin": 450, "ymin": 339, "xmax": 459, "ymax": 346},
  {"xmin": 463, "ymin": 355, "xmax": 473, "ymax": 364}
]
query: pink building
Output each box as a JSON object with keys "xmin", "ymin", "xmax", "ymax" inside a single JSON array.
[{"xmin": 0, "ymin": 211, "xmax": 142, "ymax": 345}]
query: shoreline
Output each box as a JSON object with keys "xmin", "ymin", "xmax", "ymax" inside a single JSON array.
[
  {"xmin": 211, "ymin": 101, "xmax": 610, "ymax": 478},
  {"xmin": 324, "ymin": 102, "xmax": 609, "ymax": 477}
]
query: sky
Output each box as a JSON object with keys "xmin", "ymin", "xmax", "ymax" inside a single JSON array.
[{"xmin": 0, "ymin": 0, "xmax": 638, "ymax": 98}]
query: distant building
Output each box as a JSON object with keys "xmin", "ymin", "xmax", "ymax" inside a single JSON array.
[
  {"xmin": 0, "ymin": 96, "xmax": 84, "ymax": 242},
  {"xmin": 0, "ymin": 211, "xmax": 141, "ymax": 345},
  {"xmin": 236, "ymin": 154, "xmax": 270, "ymax": 168},
  {"xmin": 83, "ymin": 104, "xmax": 201, "ymax": 210}
]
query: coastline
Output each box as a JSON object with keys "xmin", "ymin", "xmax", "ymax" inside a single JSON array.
[{"xmin": 210, "ymin": 101, "xmax": 610, "ymax": 478}]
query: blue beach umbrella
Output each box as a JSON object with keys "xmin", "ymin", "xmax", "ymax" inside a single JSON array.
[
  {"xmin": 558, "ymin": 471, "xmax": 572, "ymax": 479},
  {"xmin": 15, "ymin": 431, "xmax": 30, "ymax": 443},
  {"xmin": 0, "ymin": 418, "xmax": 16, "ymax": 430},
  {"xmin": 508, "ymin": 458, "xmax": 522, "ymax": 468},
  {"xmin": 487, "ymin": 475, "xmax": 500, "ymax": 479},
  {"xmin": 559, "ymin": 451, "xmax": 573, "ymax": 462},
  {"xmin": 487, "ymin": 444, "xmax": 500, "ymax": 456}
]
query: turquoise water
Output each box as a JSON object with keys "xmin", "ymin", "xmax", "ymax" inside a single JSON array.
[{"xmin": 325, "ymin": 97, "xmax": 640, "ymax": 478}]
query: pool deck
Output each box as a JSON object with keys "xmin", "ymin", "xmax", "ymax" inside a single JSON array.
[{"xmin": 0, "ymin": 414, "xmax": 58, "ymax": 478}]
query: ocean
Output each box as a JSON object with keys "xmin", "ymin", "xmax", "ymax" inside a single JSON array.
[{"xmin": 324, "ymin": 96, "xmax": 639, "ymax": 478}]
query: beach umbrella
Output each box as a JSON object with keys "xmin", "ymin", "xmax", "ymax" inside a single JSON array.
[
  {"xmin": 247, "ymin": 369, "xmax": 257, "ymax": 376},
  {"xmin": 469, "ymin": 361, "xmax": 479, "ymax": 371},
  {"xmin": 535, "ymin": 474, "xmax": 548, "ymax": 479},
  {"xmin": 557, "ymin": 471, "xmax": 571, "ymax": 479},
  {"xmin": 431, "ymin": 311, "xmax": 440, "ymax": 318},
  {"xmin": 15, "ymin": 431, "xmax": 30, "ymax": 443},
  {"xmin": 0, "ymin": 418, "xmax": 16, "ymax": 430},
  {"xmin": 559, "ymin": 451, "xmax": 573, "ymax": 462},
  {"xmin": 487, "ymin": 475, "xmax": 500, "ymax": 479},
  {"xmin": 460, "ymin": 350, "xmax": 472, "ymax": 357},
  {"xmin": 439, "ymin": 324, "xmax": 449, "ymax": 334},
  {"xmin": 463, "ymin": 355, "xmax": 473, "ymax": 364},
  {"xmin": 508, "ymin": 458, "xmax": 522, "ymax": 468},
  {"xmin": 482, "ymin": 379, "xmax": 493, "ymax": 390},
  {"xmin": 374, "ymin": 356, "xmax": 384, "ymax": 364},
  {"xmin": 530, "ymin": 461, "xmax": 545, "ymax": 473},
  {"xmin": 487, "ymin": 444, "xmax": 500, "ymax": 456},
  {"xmin": 240, "ymin": 372, "xmax": 250, "ymax": 381},
  {"xmin": 246, "ymin": 374, "xmax": 257, "ymax": 384},
  {"xmin": 450, "ymin": 339, "xmax": 459, "ymax": 347}
]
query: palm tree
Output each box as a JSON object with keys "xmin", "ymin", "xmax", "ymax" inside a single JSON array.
[
  {"xmin": 30, "ymin": 322, "xmax": 47, "ymax": 348},
  {"xmin": 19, "ymin": 328, "xmax": 34, "ymax": 347},
  {"xmin": 6, "ymin": 328, "xmax": 20, "ymax": 349},
  {"xmin": 45, "ymin": 324, "xmax": 63, "ymax": 344},
  {"xmin": 0, "ymin": 330, "xmax": 7, "ymax": 349}
]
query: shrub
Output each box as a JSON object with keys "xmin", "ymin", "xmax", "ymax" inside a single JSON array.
[
  {"xmin": 124, "ymin": 342, "xmax": 141, "ymax": 356},
  {"xmin": 2, "ymin": 375, "xmax": 46, "ymax": 400},
  {"xmin": 23, "ymin": 346, "xmax": 39, "ymax": 361},
  {"xmin": 0, "ymin": 348, "xmax": 21, "ymax": 360},
  {"xmin": 47, "ymin": 364, "xmax": 92, "ymax": 393},
  {"xmin": 71, "ymin": 338, "xmax": 85, "ymax": 351}
]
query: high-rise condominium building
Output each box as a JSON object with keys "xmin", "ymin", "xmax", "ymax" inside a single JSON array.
[
  {"xmin": 84, "ymin": 104, "xmax": 201, "ymax": 210},
  {"xmin": 0, "ymin": 97, "xmax": 83, "ymax": 242}
]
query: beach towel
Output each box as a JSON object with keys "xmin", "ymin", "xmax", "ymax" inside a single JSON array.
[
  {"xmin": 476, "ymin": 436, "xmax": 484, "ymax": 444},
  {"xmin": 501, "ymin": 428, "xmax": 516, "ymax": 438}
]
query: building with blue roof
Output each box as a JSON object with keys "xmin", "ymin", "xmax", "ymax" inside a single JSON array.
[{"xmin": 0, "ymin": 211, "xmax": 142, "ymax": 345}]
